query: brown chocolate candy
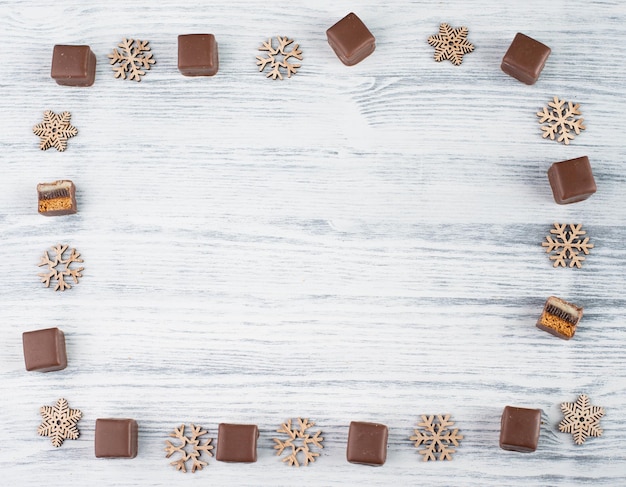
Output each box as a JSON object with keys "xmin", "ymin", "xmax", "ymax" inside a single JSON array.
[
  {"xmin": 178, "ymin": 34, "xmax": 219, "ymax": 77},
  {"xmin": 499, "ymin": 406, "xmax": 541, "ymax": 452},
  {"xmin": 216, "ymin": 423, "xmax": 258, "ymax": 463},
  {"xmin": 326, "ymin": 12, "xmax": 375, "ymax": 66},
  {"xmin": 346, "ymin": 421, "xmax": 388, "ymax": 466},
  {"xmin": 37, "ymin": 180, "xmax": 77, "ymax": 216},
  {"xmin": 51, "ymin": 45, "xmax": 96, "ymax": 87},
  {"xmin": 548, "ymin": 156, "xmax": 596, "ymax": 205},
  {"xmin": 537, "ymin": 296, "xmax": 583, "ymax": 339},
  {"xmin": 22, "ymin": 327, "xmax": 67, "ymax": 372},
  {"xmin": 95, "ymin": 418, "xmax": 138, "ymax": 458},
  {"xmin": 501, "ymin": 33, "xmax": 550, "ymax": 85}
]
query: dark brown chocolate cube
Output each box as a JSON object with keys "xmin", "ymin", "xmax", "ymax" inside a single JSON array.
[
  {"xmin": 37, "ymin": 180, "xmax": 77, "ymax": 216},
  {"xmin": 95, "ymin": 418, "xmax": 138, "ymax": 458},
  {"xmin": 51, "ymin": 45, "xmax": 96, "ymax": 87},
  {"xmin": 178, "ymin": 34, "xmax": 219, "ymax": 77},
  {"xmin": 216, "ymin": 423, "xmax": 258, "ymax": 463},
  {"xmin": 501, "ymin": 33, "xmax": 550, "ymax": 85},
  {"xmin": 548, "ymin": 156, "xmax": 596, "ymax": 205},
  {"xmin": 22, "ymin": 327, "xmax": 67, "ymax": 372},
  {"xmin": 346, "ymin": 421, "xmax": 388, "ymax": 466},
  {"xmin": 499, "ymin": 406, "xmax": 541, "ymax": 452},
  {"xmin": 326, "ymin": 12, "xmax": 376, "ymax": 66}
]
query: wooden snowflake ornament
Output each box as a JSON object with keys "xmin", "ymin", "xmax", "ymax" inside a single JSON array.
[
  {"xmin": 428, "ymin": 23, "xmax": 474, "ymax": 65},
  {"xmin": 38, "ymin": 244, "xmax": 84, "ymax": 291},
  {"xmin": 273, "ymin": 418, "xmax": 324, "ymax": 467},
  {"xmin": 542, "ymin": 223, "xmax": 593, "ymax": 268},
  {"xmin": 38, "ymin": 398, "xmax": 82, "ymax": 447},
  {"xmin": 33, "ymin": 111, "xmax": 78, "ymax": 151},
  {"xmin": 165, "ymin": 424, "xmax": 214, "ymax": 473},
  {"xmin": 257, "ymin": 36, "xmax": 302, "ymax": 79},
  {"xmin": 410, "ymin": 414, "xmax": 463, "ymax": 461},
  {"xmin": 537, "ymin": 97, "xmax": 585, "ymax": 145},
  {"xmin": 559, "ymin": 394, "xmax": 604, "ymax": 445},
  {"xmin": 109, "ymin": 38, "xmax": 155, "ymax": 81}
]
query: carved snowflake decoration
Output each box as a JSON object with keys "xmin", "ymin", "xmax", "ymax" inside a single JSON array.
[
  {"xmin": 542, "ymin": 223, "xmax": 594, "ymax": 268},
  {"xmin": 37, "ymin": 244, "xmax": 84, "ymax": 291},
  {"xmin": 273, "ymin": 418, "xmax": 324, "ymax": 467},
  {"xmin": 256, "ymin": 36, "xmax": 302, "ymax": 80},
  {"xmin": 427, "ymin": 23, "xmax": 474, "ymax": 65},
  {"xmin": 32, "ymin": 111, "xmax": 78, "ymax": 152},
  {"xmin": 410, "ymin": 414, "xmax": 463, "ymax": 461},
  {"xmin": 537, "ymin": 96, "xmax": 586, "ymax": 145},
  {"xmin": 108, "ymin": 38, "xmax": 156, "ymax": 81},
  {"xmin": 559, "ymin": 394, "xmax": 604, "ymax": 445},
  {"xmin": 165, "ymin": 424, "xmax": 214, "ymax": 473},
  {"xmin": 38, "ymin": 398, "xmax": 82, "ymax": 447}
]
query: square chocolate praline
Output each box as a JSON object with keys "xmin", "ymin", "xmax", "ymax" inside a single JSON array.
[
  {"xmin": 346, "ymin": 421, "xmax": 388, "ymax": 466},
  {"xmin": 22, "ymin": 327, "xmax": 67, "ymax": 372},
  {"xmin": 548, "ymin": 156, "xmax": 596, "ymax": 204},
  {"xmin": 326, "ymin": 12, "xmax": 376, "ymax": 66},
  {"xmin": 95, "ymin": 419, "xmax": 138, "ymax": 458},
  {"xmin": 178, "ymin": 34, "xmax": 219, "ymax": 77},
  {"xmin": 51, "ymin": 45, "xmax": 96, "ymax": 87},
  {"xmin": 216, "ymin": 423, "xmax": 259, "ymax": 463},
  {"xmin": 499, "ymin": 406, "xmax": 542, "ymax": 452},
  {"xmin": 501, "ymin": 33, "xmax": 551, "ymax": 85}
]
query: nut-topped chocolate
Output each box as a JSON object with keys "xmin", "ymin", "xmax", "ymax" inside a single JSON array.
[
  {"xmin": 326, "ymin": 12, "xmax": 375, "ymax": 66},
  {"xmin": 178, "ymin": 34, "xmax": 219, "ymax": 76},
  {"xmin": 51, "ymin": 45, "xmax": 96, "ymax": 87},
  {"xmin": 501, "ymin": 33, "xmax": 550, "ymax": 85},
  {"xmin": 37, "ymin": 180, "xmax": 77, "ymax": 216}
]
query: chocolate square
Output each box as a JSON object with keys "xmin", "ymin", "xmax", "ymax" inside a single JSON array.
[
  {"xmin": 548, "ymin": 156, "xmax": 596, "ymax": 205},
  {"xmin": 216, "ymin": 423, "xmax": 258, "ymax": 462},
  {"xmin": 37, "ymin": 180, "xmax": 77, "ymax": 216},
  {"xmin": 22, "ymin": 327, "xmax": 67, "ymax": 372},
  {"xmin": 537, "ymin": 296, "xmax": 583, "ymax": 339},
  {"xmin": 51, "ymin": 45, "xmax": 96, "ymax": 87},
  {"xmin": 95, "ymin": 419, "xmax": 138, "ymax": 458},
  {"xmin": 178, "ymin": 34, "xmax": 219, "ymax": 77},
  {"xmin": 326, "ymin": 12, "xmax": 376, "ymax": 66},
  {"xmin": 501, "ymin": 33, "xmax": 550, "ymax": 85},
  {"xmin": 346, "ymin": 421, "xmax": 388, "ymax": 466},
  {"xmin": 499, "ymin": 406, "xmax": 541, "ymax": 452}
]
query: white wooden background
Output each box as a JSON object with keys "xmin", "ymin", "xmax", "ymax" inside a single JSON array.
[{"xmin": 1, "ymin": 0, "xmax": 625, "ymax": 485}]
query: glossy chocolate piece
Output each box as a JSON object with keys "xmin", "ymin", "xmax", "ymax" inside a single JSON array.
[
  {"xmin": 95, "ymin": 419, "xmax": 138, "ymax": 458},
  {"xmin": 501, "ymin": 33, "xmax": 550, "ymax": 85},
  {"xmin": 37, "ymin": 180, "xmax": 77, "ymax": 216},
  {"xmin": 178, "ymin": 34, "xmax": 219, "ymax": 76},
  {"xmin": 499, "ymin": 406, "xmax": 541, "ymax": 452},
  {"xmin": 548, "ymin": 156, "xmax": 596, "ymax": 204},
  {"xmin": 537, "ymin": 296, "xmax": 582, "ymax": 339},
  {"xmin": 216, "ymin": 423, "xmax": 258, "ymax": 462},
  {"xmin": 326, "ymin": 12, "xmax": 375, "ymax": 66},
  {"xmin": 51, "ymin": 45, "xmax": 96, "ymax": 87},
  {"xmin": 346, "ymin": 421, "xmax": 388, "ymax": 466},
  {"xmin": 22, "ymin": 327, "xmax": 67, "ymax": 372}
]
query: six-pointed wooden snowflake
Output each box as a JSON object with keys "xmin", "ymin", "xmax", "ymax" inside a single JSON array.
[
  {"xmin": 559, "ymin": 394, "xmax": 604, "ymax": 445},
  {"xmin": 542, "ymin": 223, "xmax": 594, "ymax": 268},
  {"xmin": 410, "ymin": 414, "xmax": 463, "ymax": 461},
  {"xmin": 32, "ymin": 111, "xmax": 78, "ymax": 151},
  {"xmin": 537, "ymin": 96, "xmax": 586, "ymax": 145},
  {"xmin": 165, "ymin": 424, "xmax": 214, "ymax": 473},
  {"xmin": 109, "ymin": 38, "xmax": 156, "ymax": 81},
  {"xmin": 256, "ymin": 36, "xmax": 302, "ymax": 80},
  {"xmin": 37, "ymin": 244, "xmax": 84, "ymax": 291},
  {"xmin": 38, "ymin": 398, "xmax": 82, "ymax": 447},
  {"xmin": 427, "ymin": 23, "xmax": 474, "ymax": 65},
  {"xmin": 273, "ymin": 418, "xmax": 324, "ymax": 467}
]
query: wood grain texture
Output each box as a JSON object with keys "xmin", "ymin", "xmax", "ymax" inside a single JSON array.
[{"xmin": 1, "ymin": 0, "xmax": 625, "ymax": 485}]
